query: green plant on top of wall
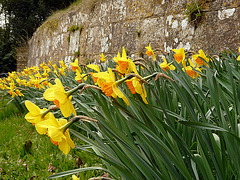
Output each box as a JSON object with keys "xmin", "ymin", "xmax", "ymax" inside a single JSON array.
[
  {"xmin": 185, "ymin": 0, "xmax": 203, "ymax": 28},
  {"xmin": 68, "ymin": 25, "xmax": 79, "ymax": 32}
]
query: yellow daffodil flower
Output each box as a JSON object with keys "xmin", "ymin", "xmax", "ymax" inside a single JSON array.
[
  {"xmin": 114, "ymin": 47, "xmax": 137, "ymax": 75},
  {"xmin": 192, "ymin": 49, "xmax": 210, "ymax": 67},
  {"xmin": 94, "ymin": 68, "xmax": 129, "ymax": 105},
  {"xmin": 70, "ymin": 59, "xmax": 81, "ymax": 72},
  {"xmin": 37, "ymin": 116, "xmax": 75, "ymax": 155},
  {"xmin": 126, "ymin": 77, "xmax": 148, "ymax": 104},
  {"xmin": 100, "ymin": 53, "xmax": 106, "ymax": 62},
  {"xmin": 59, "ymin": 60, "xmax": 67, "ymax": 68},
  {"xmin": 145, "ymin": 44, "xmax": 156, "ymax": 60},
  {"xmin": 160, "ymin": 56, "xmax": 176, "ymax": 72},
  {"xmin": 59, "ymin": 67, "xmax": 66, "ymax": 76},
  {"xmin": 44, "ymin": 78, "xmax": 76, "ymax": 117},
  {"xmin": 237, "ymin": 47, "xmax": 240, "ymax": 61},
  {"xmin": 25, "ymin": 100, "xmax": 52, "ymax": 134},
  {"xmin": 72, "ymin": 175, "xmax": 79, "ymax": 180},
  {"xmin": 182, "ymin": 59, "xmax": 202, "ymax": 79},
  {"xmin": 172, "ymin": 47, "xmax": 185, "ymax": 64},
  {"xmin": 75, "ymin": 69, "xmax": 87, "ymax": 83}
]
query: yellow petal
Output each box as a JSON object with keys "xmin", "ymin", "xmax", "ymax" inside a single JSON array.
[
  {"xmin": 48, "ymin": 127, "xmax": 65, "ymax": 142},
  {"xmin": 35, "ymin": 124, "xmax": 47, "ymax": 134},
  {"xmin": 60, "ymin": 99, "xmax": 76, "ymax": 117},
  {"xmin": 55, "ymin": 89, "xmax": 67, "ymax": 104},
  {"xmin": 25, "ymin": 113, "xmax": 40, "ymax": 123},
  {"xmin": 25, "ymin": 100, "xmax": 40, "ymax": 116},
  {"xmin": 43, "ymin": 88, "xmax": 55, "ymax": 101},
  {"xmin": 59, "ymin": 139, "xmax": 71, "ymax": 155},
  {"xmin": 87, "ymin": 64, "xmax": 100, "ymax": 72}
]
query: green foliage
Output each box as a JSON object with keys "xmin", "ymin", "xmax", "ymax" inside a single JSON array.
[
  {"xmin": 68, "ymin": 25, "xmax": 79, "ymax": 32},
  {"xmin": 0, "ymin": 108, "xmax": 102, "ymax": 179},
  {"xmin": 2, "ymin": 46, "xmax": 240, "ymax": 179},
  {"xmin": 185, "ymin": 0, "xmax": 203, "ymax": 27},
  {"xmin": 0, "ymin": 40, "xmax": 16, "ymax": 73},
  {"xmin": 74, "ymin": 50, "xmax": 80, "ymax": 57}
]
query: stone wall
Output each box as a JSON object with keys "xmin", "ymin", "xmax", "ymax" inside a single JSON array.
[
  {"xmin": 27, "ymin": 0, "xmax": 240, "ymax": 67},
  {"xmin": 16, "ymin": 46, "xmax": 28, "ymax": 72}
]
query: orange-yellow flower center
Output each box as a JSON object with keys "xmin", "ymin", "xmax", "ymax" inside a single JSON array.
[
  {"xmin": 8, "ymin": 91, "xmax": 12, "ymax": 95},
  {"xmin": 186, "ymin": 70, "xmax": 196, "ymax": 78},
  {"xmin": 174, "ymin": 54, "xmax": 183, "ymax": 63},
  {"xmin": 146, "ymin": 50, "xmax": 152, "ymax": 56},
  {"xmin": 50, "ymin": 138, "xmax": 59, "ymax": 146},
  {"xmin": 100, "ymin": 82, "xmax": 113, "ymax": 96},
  {"xmin": 71, "ymin": 66, "xmax": 78, "ymax": 72},
  {"xmin": 116, "ymin": 61, "xmax": 129, "ymax": 73},
  {"xmin": 195, "ymin": 57, "xmax": 203, "ymax": 66},
  {"xmin": 126, "ymin": 81, "xmax": 136, "ymax": 94},
  {"xmin": 162, "ymin": 67, "xmax": 170, "ymax": 72},
  {"xmin": 54, "ymin": 99, "xmax": 60, "ymax": 108},
  {"xmin": 91, "ymin": 72, "xmax": 98, "ymax": 84}
]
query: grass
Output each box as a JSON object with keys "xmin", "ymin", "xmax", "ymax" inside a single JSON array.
[
  {"xmin": 41, "ymin": 0, "xmax": 97, "ymax": 27},
  {"xmin": 0, "ymin": 101, "xmax": 103, "ymax": 179}
]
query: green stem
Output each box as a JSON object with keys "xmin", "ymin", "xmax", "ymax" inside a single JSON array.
[
  {"xmin": 40, "ymin": 108, "xmax": 51, "ymax": 118},
  {"xmin": 65, "ymin": 83, "xmax": 86, "ymax": 97},
  {"xmin": 59, "ymin": 116, "xmax": 83, "ymax": 132},
  {"xmin": 143, "ymin": 72, "xmax": 159, "ymax": 81}
]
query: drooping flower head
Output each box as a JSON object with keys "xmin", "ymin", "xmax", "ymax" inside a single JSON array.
[
  {"xmin": 182, "ymin": 59, "xmax": 202, "ymax": 79},
  {"xmin": 100, "ymin": 53, "xmax": 106, "ymax": 62},
  {"xmin": 145, "ymin": 44, "xmax": 156, "ymax": 60},
  {"xmin": 93, "ymin": 68, "xmax": 129, "ymax": 105},
  {"xmin": 70, "ymin": 58, "xmax": 81, "ymax": 72},
  {"xmin": 126, "ymin": 76, "xmax": 148, "ymax": 104},
  {"xmin": 43, "ymin": 78, "xmax": 76, "ymax": 117},
  {"xmin": 172, "ymin": 48, "xmax": 185, "ymax": 64},
  {"xmin": 160, "ymin": 56, "xmax": 176, "ymax": 72},
  {"xmin": 37, "ymin": 116, "xmax": 75, "ymax": 155},
  {"xmin": 25, "ymin": 100, "xmax": 53, "ymax": 134},
  {"xmin": 75, "ymin": 69, "xmax": 87, "ymax": 83},
  {"xmin": 114, "ymin": 47, "xmax": 137, "ymax": 75},
  {"xmin": 192, "ymin": 49, "xmax": 210, "ymax": 67}
]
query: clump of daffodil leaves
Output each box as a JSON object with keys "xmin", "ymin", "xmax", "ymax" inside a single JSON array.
[{"xmin": 1, "ymin": 44, "xmax": 240, "ymax": 180}]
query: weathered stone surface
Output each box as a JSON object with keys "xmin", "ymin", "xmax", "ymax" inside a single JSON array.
[{"xmin": 27, "ymin": 0, "xmax": 240, "ymax": 67}]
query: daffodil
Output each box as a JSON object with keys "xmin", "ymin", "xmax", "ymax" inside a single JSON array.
[
  {"xmin": 75, "ymin": 69, "xmax": 87, "ymax": 83},
  {"xmin": 70, "ymin": 58, "xmax": 81, "ymax": 72},
  {"xmin": 25, "ymin": 100, "xmax": 52, "ymax": 134},
  {"xmin": 126, "ymin": 77, "xmax": 148, "ymax": 104},
  {"xmin": 192, "ymin": 49, "xmax": 210, "ymax": 67},
  {"xmin": 182, "ymin": 59, "xmax": 201, "ymax": 79},
  {"xmin": 237, "ymin": 47, "xmax": 240, "ymax": 61},
  {"xmin": 87, "ymin": 64, "xmax": 100, "ymax": 72},
  {"xmin": 44, "ymin": 78, "xmax": 76, "ymax": 117},
  {"xmin": 100, "ymin": 53, "xmax": 106, "ymax": 62},
  {"xmin": 59, "ymin": 60, "xmax": 67, "ymax": 68},
  {"xmin": 37, "ymin": 116, "xmax": 75, "ymax": 155},
  {"xmin": 114, "ymin": 47, "xmax": 137, "ymax": 75},
  {"xmin": 72, "ymin": 175, "xmax": 79, "ymax": 180},
  {"xmin": 94, "ymin": 68, "xmax": 129, "ymax": 105},
  {"xmin": 160, "ymin": 56, "xmax": 176, "ymax": 72},
  {"xmin": 145, "ymin": 44, "xmax": 156, "ymax": 60},
  {"xmin": 172, "ymin": 48, "xmax": 185, "ymax": 64}
]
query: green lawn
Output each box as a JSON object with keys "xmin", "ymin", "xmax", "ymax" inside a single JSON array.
[{"xmin": 0, "ymin": 101, "xmax": 103, "ymax": 179}]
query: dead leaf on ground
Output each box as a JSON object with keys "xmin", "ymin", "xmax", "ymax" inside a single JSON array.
[{"xmin": 48, "ymin": 163, "xmax": 56, "ymax": 172}]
